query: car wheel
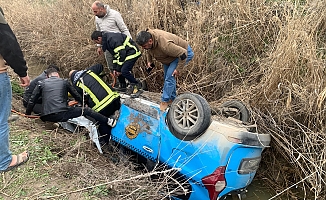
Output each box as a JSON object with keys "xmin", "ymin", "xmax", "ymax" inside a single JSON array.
[
  {"xmin": 217, "ymin": 100, "xmax": 250, "ymax": 123},
  {"xmin": 167, "ymin": 93, "xmax": 211, "ymax": 141}
]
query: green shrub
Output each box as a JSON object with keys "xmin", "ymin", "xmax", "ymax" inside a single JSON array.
[{"xmin": 11, "ymin": 80, "xmax": 24, "ymax": 96}]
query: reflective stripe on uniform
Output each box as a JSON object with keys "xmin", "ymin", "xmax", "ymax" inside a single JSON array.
[
  {"xmin": 76, "ymin": 70, "xmax": 120, "ymax": 112},
  {"xmin": 113, "ymin": 36, "xmax": 141, "ymax": 65}
]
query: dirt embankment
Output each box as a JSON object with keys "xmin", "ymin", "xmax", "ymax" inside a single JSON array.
[{"xmin": 4, "ymin": 81, "xmax": 174, "ymax": 199}]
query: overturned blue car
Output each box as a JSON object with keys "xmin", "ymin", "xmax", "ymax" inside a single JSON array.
[{"xmin": 110, "ymin": 92, "xmax": 271, "ymax": 200}]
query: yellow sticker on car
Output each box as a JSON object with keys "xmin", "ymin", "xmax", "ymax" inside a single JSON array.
[{"xmin": 125, "ymin": 123, "xmax": 140, "ymax": 139}]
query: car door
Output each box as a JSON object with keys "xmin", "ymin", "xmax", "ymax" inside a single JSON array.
[{"xmin": 111, "ymin": 99, "xmax": 161, "ymax": 162}]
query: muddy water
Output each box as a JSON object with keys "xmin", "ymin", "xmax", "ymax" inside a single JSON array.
[
  {"xmin": 244, "ymin": 180, "xmax": 274, "ymax": 199},
  {"xmin": 222, "ymin": 180, "xmax": 274, "ymax": 200},
  {"xmin": 27, "ymin": 61, "xmax": 276, "ymax": 200}
]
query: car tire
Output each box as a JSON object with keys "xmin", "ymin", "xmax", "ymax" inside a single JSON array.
[
  {"xmin": 167, "ymin": 93, "xmax": 211, "ymax": 141},
  {"xmin": 217, "ymin": 100, "xmax": 250, "ymax": 123}
]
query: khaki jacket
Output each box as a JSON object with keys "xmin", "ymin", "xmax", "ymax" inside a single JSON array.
[{"xmin": 146, "ymin": 29, "xmax": 188, "ymax": 68}]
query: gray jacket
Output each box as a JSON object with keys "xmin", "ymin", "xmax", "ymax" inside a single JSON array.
[{"xmin": 95, "ymin": 5, "xmax": 131, "ymax": 38}]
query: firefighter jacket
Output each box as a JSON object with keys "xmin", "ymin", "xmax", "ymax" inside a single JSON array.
[
  {"xmin": 146, "ymin": 29, "xmax": 189, "ymax": 68},
  {"xmin": 71, "ymin": 64, "xmax": 120, "ymax": 112},
  {"xmin": 26, "ymin": 76, "xmax": 82, "ymax": 116},
  {"xmin": 101, "ymin": 32, "xmax": 141, "ymax": 72}
]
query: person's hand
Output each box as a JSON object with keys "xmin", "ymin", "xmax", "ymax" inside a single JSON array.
[
  {"xmin": 20, "ymin": 76, "xmax": 30, "ymax": 87},
  {"xmin": 146, "ymin": 63, "xmax": 155, "ymax": 74},
  {"xmin": 172, "ymin": 69, "xmax": 179, "ymax": 77},
  {"xmin": 97, "ymin": 47, "xmax": 103, "ymax": 56},
  {"xmin": 113, "ymin": 70, "xmax": 121, "ymax": 77}
]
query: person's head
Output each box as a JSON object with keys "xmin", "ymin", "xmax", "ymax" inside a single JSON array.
[
  {"xmin": 46, "ymin": 67, "xmax": 59, "ymax": 78},
  {"xmin": 91, "ymin": 31, "xmax": 103, "ymax": 44},
  {"xmin": 91, "ymin": 1, "xmax": 107, "ymax": 18},
  {"xmin": 136, "ymin": 31, "xmax": 153, "ymax": 50},
  {"xmin": 69, "ymin": 70, "xmax": 77, "ymax": 83},
  {"xmin": 69, "ymin": 70, "xmax": 76, "ymax": 78},
  {"xmin": 46, "ymin": 64, "xmax": 59, "ymax": 72}
]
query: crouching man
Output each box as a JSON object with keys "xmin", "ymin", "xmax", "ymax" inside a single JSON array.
[
  {"xmin": 69, "ymin": 63, "xmax": 121, "ymax": 143},
  {"xmin": 26, "ymin": 68, "xmax": 116, "ymax": 135}
]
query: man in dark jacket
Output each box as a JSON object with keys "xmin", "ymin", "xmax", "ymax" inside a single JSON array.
[
  {"xmin": 26, "ymin": 68, "xmax": 116, "ymax": 141},
  {"xmin": 69, "ymin": 63, "xmax": 121, "ymax": 117},
  {"xmin": 91, "ymin": 31, "xmax": 142, "ymax": 98},
  {"xmin": 0, "ymin": 8, "xmax": 30, "ymax": 172},
  {"xmin": 22, "ymin": 64, "xmax": 59, "ymax": 114}
]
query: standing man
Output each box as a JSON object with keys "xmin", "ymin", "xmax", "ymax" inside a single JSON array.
[
  {"xmin": 135, "ymin": 29, "xmax": 194, "ymax": 111},
  {"xmin": 91, "ymin": 1, "xmax": 132, "ymax": 90},
  {"xmin": 0, "ymin": 8, "xmax": 30, "ymax": 172},
  {"xmin": 22, "ymin": 64, "xmax": 59, "ymax": 114},
  {"xmin": 91, "ymin": 31, "xmax": 142, "ymax": 97}
]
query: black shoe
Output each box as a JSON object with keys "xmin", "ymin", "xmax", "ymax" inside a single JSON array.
[
  {"xmin": 125, "ymin": 85, "xmax": 133, "ymax": 95},
  {"xmin": 113, "ymin": 83, "xmax": 127, "ymax": 92},
  {"xmin": 114, "ymin": 86, "xmax": 127, "ymax": 92},
  {"xmin": 131, "ymin": 90, "xmax": 143, "ymax": 98},
  {"xmin": 130, "ymin": 82, "xmax": 143, "ymax": 98}
]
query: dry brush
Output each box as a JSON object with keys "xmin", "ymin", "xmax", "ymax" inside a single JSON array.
[{"xmin": 2, "ymin": 0, "xmax": 326, "ymax": 198}]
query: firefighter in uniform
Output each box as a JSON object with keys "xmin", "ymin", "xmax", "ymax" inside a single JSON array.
[
  {"xmin": 69, "ymin": 64, "xmax": 121, "ymax": 117},
  {"xmin": 69, "ymin": 63, "xmax": 121, "ymax": 142},
  {"xmin": 91, "ymin": 31, "xmax": 142, "ymax": 98}
]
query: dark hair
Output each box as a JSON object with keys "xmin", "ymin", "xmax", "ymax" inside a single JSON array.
[
  {"xmin": 95, "ymin": 1, "xmax": 105, "ymax": 8},
  {"xmin": 46, "ymin": 67, "xmax": 58, "ymax": 77},
  {"xmin": 136, "ymin": 31, "xmax": 152, "ymax": 46},
  {"xmin": 91, "ymin": 31, "xmax": 102, "ymax": 40},
  {"xmin": 47, "ymin": 64, "xmax": 59, "ymax": 71}
]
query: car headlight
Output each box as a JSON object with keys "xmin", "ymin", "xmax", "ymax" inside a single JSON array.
[{"xmin": 238, "ymin": 157, "xmax": 261, "ymax": 174}]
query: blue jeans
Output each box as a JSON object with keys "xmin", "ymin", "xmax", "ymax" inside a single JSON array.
[
  {"xmin": 0, "ymin": 73, "xmax": 13, "ymax": 170},
  {"xmin": 162, "ymin": 45, "xmax": 194, "ymax": 102}
]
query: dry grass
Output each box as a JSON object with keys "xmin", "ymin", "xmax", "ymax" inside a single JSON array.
[{"xmin": 2, "ymin": 0, "xmax": 326, "ymax": 199}]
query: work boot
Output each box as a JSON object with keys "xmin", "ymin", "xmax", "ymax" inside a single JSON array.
[
  {"xmin": 125, "ymin": 85, "xmax": 133, "ymax": 95},
  {"xmin": 160, "ymin": 101, "xmax": 170, "ymax": 111},
  {"xmin": 107, "ymin": 115, "xmax": 117, "ymax": 127},
  {"xmin": 113, "ymin": 82, "xmax": 127, "ymax": 92},
  {"xmin": 130, "ymin": 82, "xmax": 143, "ymax": 98}
]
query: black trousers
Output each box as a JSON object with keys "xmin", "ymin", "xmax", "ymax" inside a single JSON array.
[
  {"xmin": 41, "ymin": 107, "xmax": 111, "ymax": 143},
  {"xmin": 40, "ymin": 107, "xmax": 108, "ymax": 123},
  {"xmin": 99, "ymin": 98, "xmax": 121, "ymax": 118},
  {"xmin": 23, "ymin": 99, "xmax": 42, "ymax": 115},
  {"xmin": 118, "ymin": 58, "xmax": 139, "ymax": 85}
]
